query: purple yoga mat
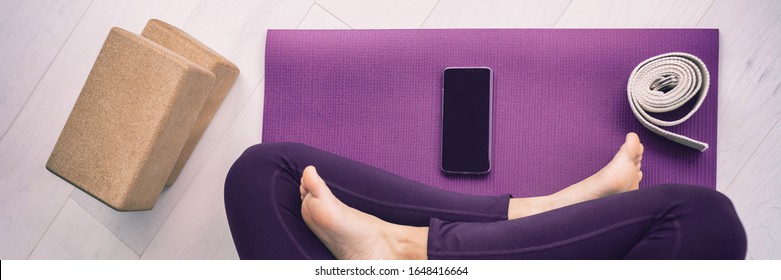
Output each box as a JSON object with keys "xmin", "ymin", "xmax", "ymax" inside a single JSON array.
[{"xmin": 263, "ymin": 29, "xmax": 718, "ymax": 198}]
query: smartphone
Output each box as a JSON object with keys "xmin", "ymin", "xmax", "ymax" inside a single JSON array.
[{"xmin": 441, "ymin": 67, "xmax": 493, "ymax": 174}]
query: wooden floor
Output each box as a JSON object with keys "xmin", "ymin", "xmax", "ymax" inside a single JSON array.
[{"xmin": 1, "ymin": 0, "xmax": 779, "ymax": 259}]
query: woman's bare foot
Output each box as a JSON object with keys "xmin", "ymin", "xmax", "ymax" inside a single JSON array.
[
  {"xmin": 508, "ymin": 132, "xmax": 644, "ymax": 219},
  {"xmin": 578, "ymin": 132, "xmax": 644, "ymax": 197},
  {"xmin": 300, "ymin": 166, "xmax": 428, "ymax": 260}
]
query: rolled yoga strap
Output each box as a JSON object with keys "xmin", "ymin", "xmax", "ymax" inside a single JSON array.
[{"xmin": 627, "ymin": 52, "xmax": 711, "ymax": 152}]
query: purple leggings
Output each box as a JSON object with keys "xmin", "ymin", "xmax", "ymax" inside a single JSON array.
[{"xmin": 224, "ymin": 142, "xmax": 746, "ymax": 259}]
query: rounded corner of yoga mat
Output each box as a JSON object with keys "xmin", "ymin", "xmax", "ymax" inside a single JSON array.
[{"xmin": 262, "ymin": 29, "xmax": 718, "ymax": 198}]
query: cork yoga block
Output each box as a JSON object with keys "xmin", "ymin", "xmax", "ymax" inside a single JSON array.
[
  {"xmin": 141, "ymin": 19, "xmax": 239, "ymax": 186},
  {"xmin": 47, "ymin": 21, "xmax": 237, "ymax": 211}
]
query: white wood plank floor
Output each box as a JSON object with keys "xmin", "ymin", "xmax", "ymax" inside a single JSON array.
[{"xmin": 1, "ymin": 0, "xmax": 779, "ymax": 259}]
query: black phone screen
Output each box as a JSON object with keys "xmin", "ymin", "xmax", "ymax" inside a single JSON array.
[{"xmin": 441, "ymin": 68, "xmax": 492, "ymax": 174}]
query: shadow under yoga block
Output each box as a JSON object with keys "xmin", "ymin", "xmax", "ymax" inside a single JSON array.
[
  {"xmin": 141, "ymin": 19, "xmax": 239, "ymax": 186},
  {"xmin": 47, "ymin": 27, "xmax": 215, "ymax": 211}
]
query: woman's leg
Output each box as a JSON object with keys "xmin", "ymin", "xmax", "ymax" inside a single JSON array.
[
  {"xmin": 300, "ymin": 168, "xmax": 747, "ymax": 260},
  {"xmin": 224, "ymin": 142, "xmax": 512, "ymax": 259},
  {"xmin": 427, "ymin": 184, "xmax": 747, "ymax": 259},
  {"xmin": 509, "ymin": 133, "xmax": 645, "ymax": 218},
  {"xmin": 225, "ymin": 133, "xmax": 645, "ymax": 259}
]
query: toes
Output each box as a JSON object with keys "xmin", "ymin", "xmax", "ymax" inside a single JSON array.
[
  {"xmin": 638, "ymin": 170, "xmax": 643, "ymax": 184},
  {"xmin": 628, "ymin": 170, "xmax": 643, "ymax": 191},
  {"xmin": 302, "ymin": 165, "xmax": 330, "ymax": 198},
  {"xmin": 625, "ymin": 132, "xmax": 640, "ymax": 150},
  {"xmin": 626, "ymin": 132, "xmax": 639, "ymax": 143},
  {"xmin": 623, "ymin": 133, "xmax": 639, "ymax": 147},
  {"xmin": 300, "ymin": 176, "xmax": 307, "ymax": 200},
  {"xmin": 636, "ymin": 144, "xmax": 644, "ymax": 165},
  {"xmin": 618, "ymin": 132, "xmax": 642, "ymax": 159}
]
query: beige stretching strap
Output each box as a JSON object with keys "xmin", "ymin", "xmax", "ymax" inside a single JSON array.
[{"xmin": 627, "ymin": 52, "xmax": 710, "ymax": 152}]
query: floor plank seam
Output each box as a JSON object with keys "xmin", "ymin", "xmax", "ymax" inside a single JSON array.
[
  {"xmin": 723, "ymin": 116, "xmax": 780, "ymax": 192},
  {"xmin": 552, "ymin": 0, "xmax": 574, "ymax": 27},
  {"xmin": 418, "ymin": 0, "xmax": 441, "ymax": 28},
  {"xmin": 694, "ymin": 0, "xmax": 716, "ymax": 27},
  {"xmin": 296, "ymin": 2, "xmax": 317, "ymax": 29},
  {"xmin": 69, "ymin": 193, "xmax": 143, "ymax": 257},
  {"xmin": 26, "ymin": 194, "xmax": 73, "ymax": 259},
  {"xmin": 314, "ymin": 2, "xmax": 354, "ymax": 29},
  {"xmin": 141, "ymin": 77, "xmax": 265, "ymax": 258},
  {"xmin": 181, "ymin": 0, "xmax": 204, "ymax": 28},
  {"xmin": 0, "ymin": 0, "xmax": 95, "ymax": 141}
]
